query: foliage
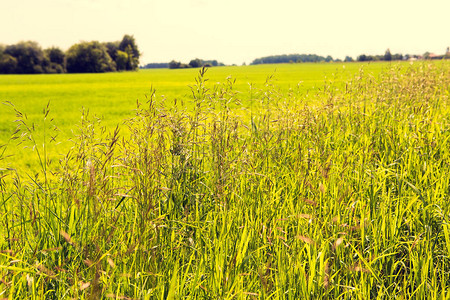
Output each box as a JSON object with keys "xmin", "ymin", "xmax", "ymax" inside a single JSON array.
[
  {"xmin": 344, "ymin": 56, "xmax": 354, "ymax": 62},
  {"xmin": 0, "ymin": 62, "xmax": 439, "ymax": 174},
  {"xmin": 168, "ymin": 60, "xmax": 189, "ymax": 69},
  {"xmin": 141, "ymin": 62, "xmax": 170, "ymax": 69},
  {"xmin": 104, "ymin": 41, "xmax": 120, "ymax": 63},
  {"xmin": 357, "ymin": 54, "xmax": 371, "ymax": 62},
  {"xmin": 384, "ymin": 48, "xmax": 392, "ymax": 61},
  {"xmin": 114, "ymin": 50, "xmax": 128, "ymax": 71},
  {"xmin": 251, "ymin": 54, "xmax": 334, "ymax": 64},
  {"xmin": 3, "ymin": 41, "xmax": 46, "ymax": 74},
  {"xmin": 1, "ymin": 63, "xmax": 450, "ymax": 298},
  {"xmin": 118, "ymin": 34, "xmax": 140, "ymax": 71},
  {"xmin": 45, "ymin": 47, "xmax": 65, "ymax": 65},
  {"xmin": 188, "ymin": 58, "xmax": 202, "ymax": 68},
  {"xmin": 358, "ymin": 51, "xmax": 404, "ymax": 62},
  {"xmin": 0, "ymin": 35, "xmax": 140, "ymax": 74},
  {"xmin": 0, "ymin": 54, "xmax": 18, "ymax": 74},
  {"xmin": 44, "ymin": 47, "xmax": 66, "ymax": 73},
  {"xmin": 66, "ymin": 41, "xmax": 116, "ymax": 73},
  {"xmin": 168, "ymin": 58, "xmax": 225, "ymax": 69}
]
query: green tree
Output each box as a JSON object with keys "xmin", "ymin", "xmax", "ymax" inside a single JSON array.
[
  {"xmin": 44, "ymin": 47, "xmax": 66, "ymax": 73},
  {"xmin": 45, "ymin": 47, "xmax": 65, "ymax": 65},
  {"xmin": 115, "ymin": 50, "xmax": 128, "ymax": 71},
  {"xmin": 344, "ymin": 56, "xmax": 353, "ymax": 62},
  {"xmin": 357, "ymin": 54, "xmax": 368, "ymax": 62},
  {"xmin": 188, "ymin": 58, "xmax": 202, "ymax": 68},
  {"xmin": 119, "ymin": 35, "xmax": 140, "ymax": 70},
  {"xmin": 392, "ymin": 53, "xmax": 403, "ymax": 61},
  {"xmin": 104, "ymin": 41, "xmax": 120, "ymax": 62},
  {"xmin": 4, "ymin": 41, "xmax": 46, "ymax": 73},
  {"xmin": 66, "ymin": 41, "xmax": 116, "ymax": 73},
  {"xmin": 169, "ymin": 60, "xmax": 181, "ymax": 69},
  {"xmin": 384, "ymin": 48, "xmax": 392, "ymax": 61},
  {"xmin": 0, "ymin": 54, "xmax": 18, "ymax": 74}
]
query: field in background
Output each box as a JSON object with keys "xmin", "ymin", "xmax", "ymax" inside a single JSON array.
[{"xmin": 0, "ymin": 62, "xmax": 391, "ymax": 171}]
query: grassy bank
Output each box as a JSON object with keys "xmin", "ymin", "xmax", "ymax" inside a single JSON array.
[{"xmin": 1, "ymin": 62, "xmax": 450, "ymax": 298}]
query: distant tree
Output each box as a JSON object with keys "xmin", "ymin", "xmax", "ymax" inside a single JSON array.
[
  {"xmin": 0, "ymin": 54, "xmax": 18, "ymax": 74},
  {"xmin": 189, "ymin": 58, "xmax": 202, "ymax": 68},
  {"xmin": 358, "ymin": 54, "xmax": 379, "ymax": 62},
  {"xmin": 115, "ymin": 50, "xmax": 128, "ymax": 71},
  {"xmin": 104, "ymin": 39, "xmax": 140, "ymax": 71},
  {"xmin": 44, "ymin": 47, "xmax": 66, "ymax": 73},
  {"xmin": 392, "ymin": 53, "xmax": 403, "ymax": 61},
  {"xmin": 4, "ymin": 41, "xmax": 46, "ymax": 73},
  {"xmin": 423, "ymin": 52, "xmax": 431, "ymax": 59},
  {"xmin": 169, "ymin": 60, "xmax": 181, "ymax": 69},
  {"xmin": 45, "ymin": 47, "xmax": 65, "ymax": 65},
  {"xmin": 141, "ymin": 62, "xmax": 169, "ymax": 69},
  {"xmin": 104, "ymin": 41, "xmax": 120, "ymax": 62},
  {"xmin": 66, "ymin": 41, "xmax": 116, "ymax": 73},
  {"xmin": 344, "ymin": 56, "xmax": 353, "ymax": 62},
  {"xmin": 384, "ymin": 48, "xmax": 392, "ymax": 61},
  {"xmin": 357, "ymin": 54, "xmax": 368, "ymax": 62},
  {"xmin": 250, "ymin": 53, "xmax": 332, "ymax": 65},
  {"xmin": 200, "ymin": 59, "xmax": 223, "ymax": 67},
  {"xmin": 0, "ymin": 36, "xmax": 141, "ymax": 74},
  {"xmin": 119, "ymin": 35, "xmax": 140, "ymax": 70}
]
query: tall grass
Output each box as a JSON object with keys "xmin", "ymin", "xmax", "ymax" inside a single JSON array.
[{"xmin": 1, "ymin": 62, "xmax": 450, "ymax": 299}]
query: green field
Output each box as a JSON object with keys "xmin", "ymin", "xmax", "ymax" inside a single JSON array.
[
  {"xmin": 1, "ymin": 61, "xmax": 450, "ymax": 298},
  {"xmin": 0, "ymin": 63, "xmax": 389, "ymax": 130},
  {"xmin": 0, "ymin": 62, "xmax": 391, "ymax": 171}
]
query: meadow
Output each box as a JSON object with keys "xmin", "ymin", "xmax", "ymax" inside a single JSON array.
[
  {"xmin": 0, "ymin": 62, "xmax": 387, "ymax": 171},
  {"xmin": 1, "ymin": 61, "xmax": 450, "ymax": 299}
]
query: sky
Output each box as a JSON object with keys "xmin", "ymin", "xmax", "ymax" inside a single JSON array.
[{"xmin": 1, "ymin": 0, "xmax": 449, "ymax": 65}]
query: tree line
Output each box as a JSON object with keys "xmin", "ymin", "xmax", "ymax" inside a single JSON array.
[
  {"xmin": 141, "ymin": 59, "xmax": 226, "ymax": 69},
  {"xmin": 167, "ymin": 58, "xmax": 225, "ymax": 69},
  {"xmin": 140, "ymin": 62, "xmax": 169, "ymax": 69},
  {"xmin": 356, "ymin": 49, "xmax": 404, "ymax": 62},
  {"xmin": 251, "ymin": 54, "xmax": 335, "ymax": 65},
  {"xmin": 251, "ymin": 48, "xmax": 450, "ymax": 65},
  {"xmin": 0, "ymin": 35, "xmax": 140, "ymax": 74}
]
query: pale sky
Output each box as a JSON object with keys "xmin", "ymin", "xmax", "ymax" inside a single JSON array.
[{"xmin": 1, "ymin": 0, "xmax": 449, "ymax": 65}]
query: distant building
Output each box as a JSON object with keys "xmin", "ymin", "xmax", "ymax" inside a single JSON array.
[{"xmin": 428, "ymin": 53, "xmax": 444, "ymax": 60}]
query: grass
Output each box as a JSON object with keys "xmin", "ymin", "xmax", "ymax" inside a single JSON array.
[
  {"xmin": 1, "ymin": 61, "xmax": 450, "ymax": 298},
  {"xmin": 0, "ymin": 62, "xmax": 387, "ymax": 133},
  {"xmin": 0, "ymin": 62, "xmax": 393, "ymax": 172}
]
